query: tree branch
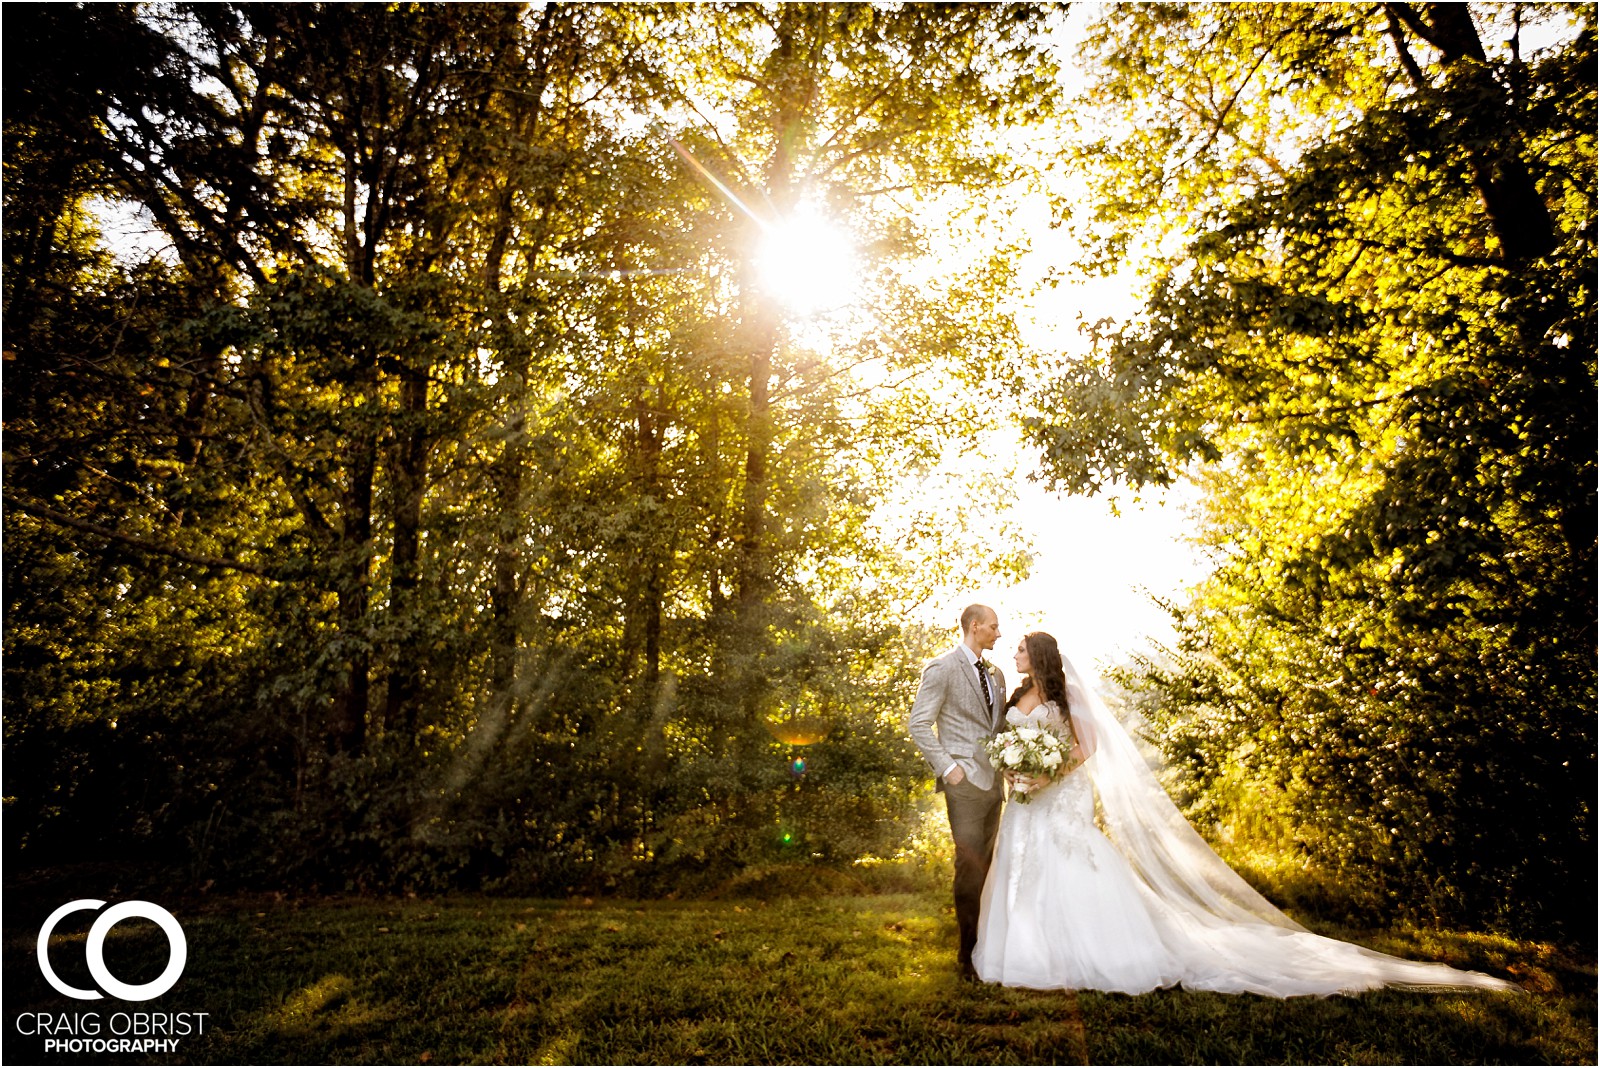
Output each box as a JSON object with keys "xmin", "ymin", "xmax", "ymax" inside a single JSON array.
[
  {"xmin": 1385, "ymin": 3, "xmax": 1447, "ymax": 57},
  {"xmin": 1383, "ymin": 4, "xmax": 1430, "ymax": 89},
  {"xmin": 1236, "ymin": 384, "xmax": 1425, "ymax": 425},
  {"xmin": 5, "ymin": 491, "xmax": 279, "ymax": 579}
]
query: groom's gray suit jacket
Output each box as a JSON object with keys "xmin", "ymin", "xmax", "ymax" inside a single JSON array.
[{"xmin": 908, "ymin": 647, "xmax": 1006, "ymax": 792}]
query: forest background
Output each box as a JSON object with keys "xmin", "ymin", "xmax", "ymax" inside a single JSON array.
[{"xmin": 4, "ymin": 2, "xmax": 1593, "ymax": 950}]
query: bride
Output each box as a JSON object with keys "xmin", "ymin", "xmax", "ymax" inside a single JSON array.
[{"xmin": 971, "ymin": 630, "xmax": 1517, "ymax": 996}]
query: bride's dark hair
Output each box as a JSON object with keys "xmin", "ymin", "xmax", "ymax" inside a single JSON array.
[{"xmin": 1005, "ymin": 631, "xmax": 1072, "ymax": 713}]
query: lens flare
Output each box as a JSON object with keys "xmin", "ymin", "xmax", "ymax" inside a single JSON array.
[
  {"xmin": 763, "ymin": 715, "xmax": 831, "ymax": 745},
  {"xmin": 755, "ymin": 204, "xmax": 857, "ymax": 315}
]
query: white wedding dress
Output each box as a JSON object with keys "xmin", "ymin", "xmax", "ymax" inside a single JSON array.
[{"xmin": 972, "ymin": 678, "xmax": 1517, "ymax": 997}]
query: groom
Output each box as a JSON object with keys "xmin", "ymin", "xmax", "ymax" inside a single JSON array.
[{"xmin": 908, "ymin": 603, "xmax": 1005, "ymax": 979}]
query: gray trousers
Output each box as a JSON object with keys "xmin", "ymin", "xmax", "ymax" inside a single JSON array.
[{"xmin": 944, "ymin": 777, "xmax": 1003, "ymax": 966}]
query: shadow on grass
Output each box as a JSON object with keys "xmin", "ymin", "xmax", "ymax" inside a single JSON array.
[{"xmin": 3, "ymin": 889, "xmax": 1592, "ymax": 1065}]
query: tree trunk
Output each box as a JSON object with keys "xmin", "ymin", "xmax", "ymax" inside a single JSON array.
[
  {"xmin": 384, "ymin": 366, "xmax": 429, "ymax": 734},
  {"xmin": 481, "ymin": 7, "xmax": 561, "ymax": 706},
  {"xmin": 484, "ymin": 183, "xmax": 526, "ymax": 706},
  {"xmin": 334, "ymin": 376, "xmax": 377, "ymax": 754},
  {"xmin": 644, "ymin": 560, "xmax": 663, "ymax": 684},
  {"xmin": 727, "ymin": 6, "xmax": 813, "ymax": 722},
  {"xmin": 731, "ymin": 270, "xmax": 781, "ymax": 724},
  {"xmin": 333, "ymin": 126, "xmax": 376, "ymax": 755},
  {"xmin": 488, "ymin": 429, "xmax": 524, "ymax": 703},
  {"xmin": 625, "ymin": 394, "xmax": 666, "ymax": 684},
  {"xmin": 735, "ymin": 300, "xmax": 777, "ymax": 609},
  {"xmin": 1388, "ymin": 2, "xmax": 1557, "ymax": 261}
]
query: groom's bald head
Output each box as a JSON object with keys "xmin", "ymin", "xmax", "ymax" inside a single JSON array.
[
  {"xmin": 960, "ymin": 604, "xmax": 996, "ymax": 634},
  {"xmin": 960, "ymin": 604, "xmax": 1000, "ymax": 653}
]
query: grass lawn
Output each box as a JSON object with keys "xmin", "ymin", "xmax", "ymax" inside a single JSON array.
[{"xmin": 4, "ymin": 889, "xmax": 1593, "ymax": 1065}]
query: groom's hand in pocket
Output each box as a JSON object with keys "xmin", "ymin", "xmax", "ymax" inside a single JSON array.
[{"xmin": 945, "ymin": 765, "xmax": 967, "ymax": 787}]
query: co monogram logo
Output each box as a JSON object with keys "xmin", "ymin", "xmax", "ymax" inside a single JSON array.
[{"xmin": 37, "ymin": 900, "xmax": 188, "ymax": 1001}]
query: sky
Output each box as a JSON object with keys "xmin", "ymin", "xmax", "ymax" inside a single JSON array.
[
  {"xmin": 1003, "ymin": 197, "xmax": 1204, "ymax": 670},
  {"xmin": 980, "ymin": 467, "xmax": 1206, "ymax": 674},
  {"xmin": 924, "ymin": 2, "xmax": 1586, "ymax": 671},
  {"xmin": 898, "ymin": 179, "xmax": 1211, "ymax": 672},
  {"xmin": 911, "ymin": 435, "xmax": 1211, "ymax": 674},
  {"xmin": 935, "ymin": 2, "xmax": 1588, "ymax": 671},
  {"xmin": 858, "ymin": 6, "xmax": 1215, "ymax": 672}
]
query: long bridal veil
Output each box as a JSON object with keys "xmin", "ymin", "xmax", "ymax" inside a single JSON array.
[{"xmin": 1062, "ymin": 655, "xmax": 1517, "ymax": 995}]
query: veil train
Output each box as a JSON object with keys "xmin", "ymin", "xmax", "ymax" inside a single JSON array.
[{"xmin": 1062, "ymin": 655, "xmax": 1517, "ymax": 995}]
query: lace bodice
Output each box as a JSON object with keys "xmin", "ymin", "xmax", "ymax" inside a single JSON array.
[
  {"xmin": 1005, "ymin": 699, "xmax": 1068, "ymax": 734},
  {"xmin": 1003, "ymin": 700, "xmax": 1089, "ymax": 807},
  {"xmin": 997, "ymin": 700, "xmax": 1100, "ymax": 912}
]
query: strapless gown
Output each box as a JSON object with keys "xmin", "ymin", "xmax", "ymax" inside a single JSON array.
[
  {"xmin": 972, "ymin": 704, "xmax": 1184, "ymax": 992},
  {"xmin": 972, "ymin": 702, "xmax": 1517, "ymax": 996}
]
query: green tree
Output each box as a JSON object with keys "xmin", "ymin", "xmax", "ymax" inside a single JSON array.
[
  {"xmin": 3, "ymin": 3, "xmax": 1059, "ymax": 894},
  {"xmin": 1032, "ymin": 3, "xmax": 1594, "ymax": 937},
  {"xmin": 631, "ymin": 0, "xmax": 1059, "ymax": 709}
]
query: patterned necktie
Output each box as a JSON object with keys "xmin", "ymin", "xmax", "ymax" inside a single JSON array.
[{"xmin": 975, "ymin": 660, "xmax": 992, "ymax": 709}]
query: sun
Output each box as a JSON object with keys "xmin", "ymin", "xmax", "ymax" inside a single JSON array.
[{"xmin": 754, "ymin": 204, "xmax": 858, "ymax": 315}]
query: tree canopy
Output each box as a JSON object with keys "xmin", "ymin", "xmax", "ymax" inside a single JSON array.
[
  {"xmin": 4, "ymin": 3, "xmax": 1592, "ymax": 940},
  {"xmin": 4, "ymin": 2, "xmax": 1059, "ymax": 894},
  {"xmin": 1030, "ymin": 2, "xmax": 1595, "ymax": 939}
]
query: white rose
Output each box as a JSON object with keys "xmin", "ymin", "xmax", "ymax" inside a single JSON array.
[
  {"xmin": 1003, "ymin": 744, "xmax": 1025, "ymax": 766},
  {"xmin": 1042, "ymin": 751, "xmax": 1063, "ymax": 768}
]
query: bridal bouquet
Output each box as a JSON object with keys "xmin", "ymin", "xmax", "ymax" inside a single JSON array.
[{"xmin": 983, "ymin": 726, "xmax": 1072, "ymax": 803}]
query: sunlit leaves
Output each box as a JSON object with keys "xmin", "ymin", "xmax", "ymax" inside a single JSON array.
[
  {"xmin": 2, "ymin": 4, "xmax": 1064, "ymax": 895},
  {"xmin": 1051, "ymin": 4, "xmax": 1595, "ymax": 937}
]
